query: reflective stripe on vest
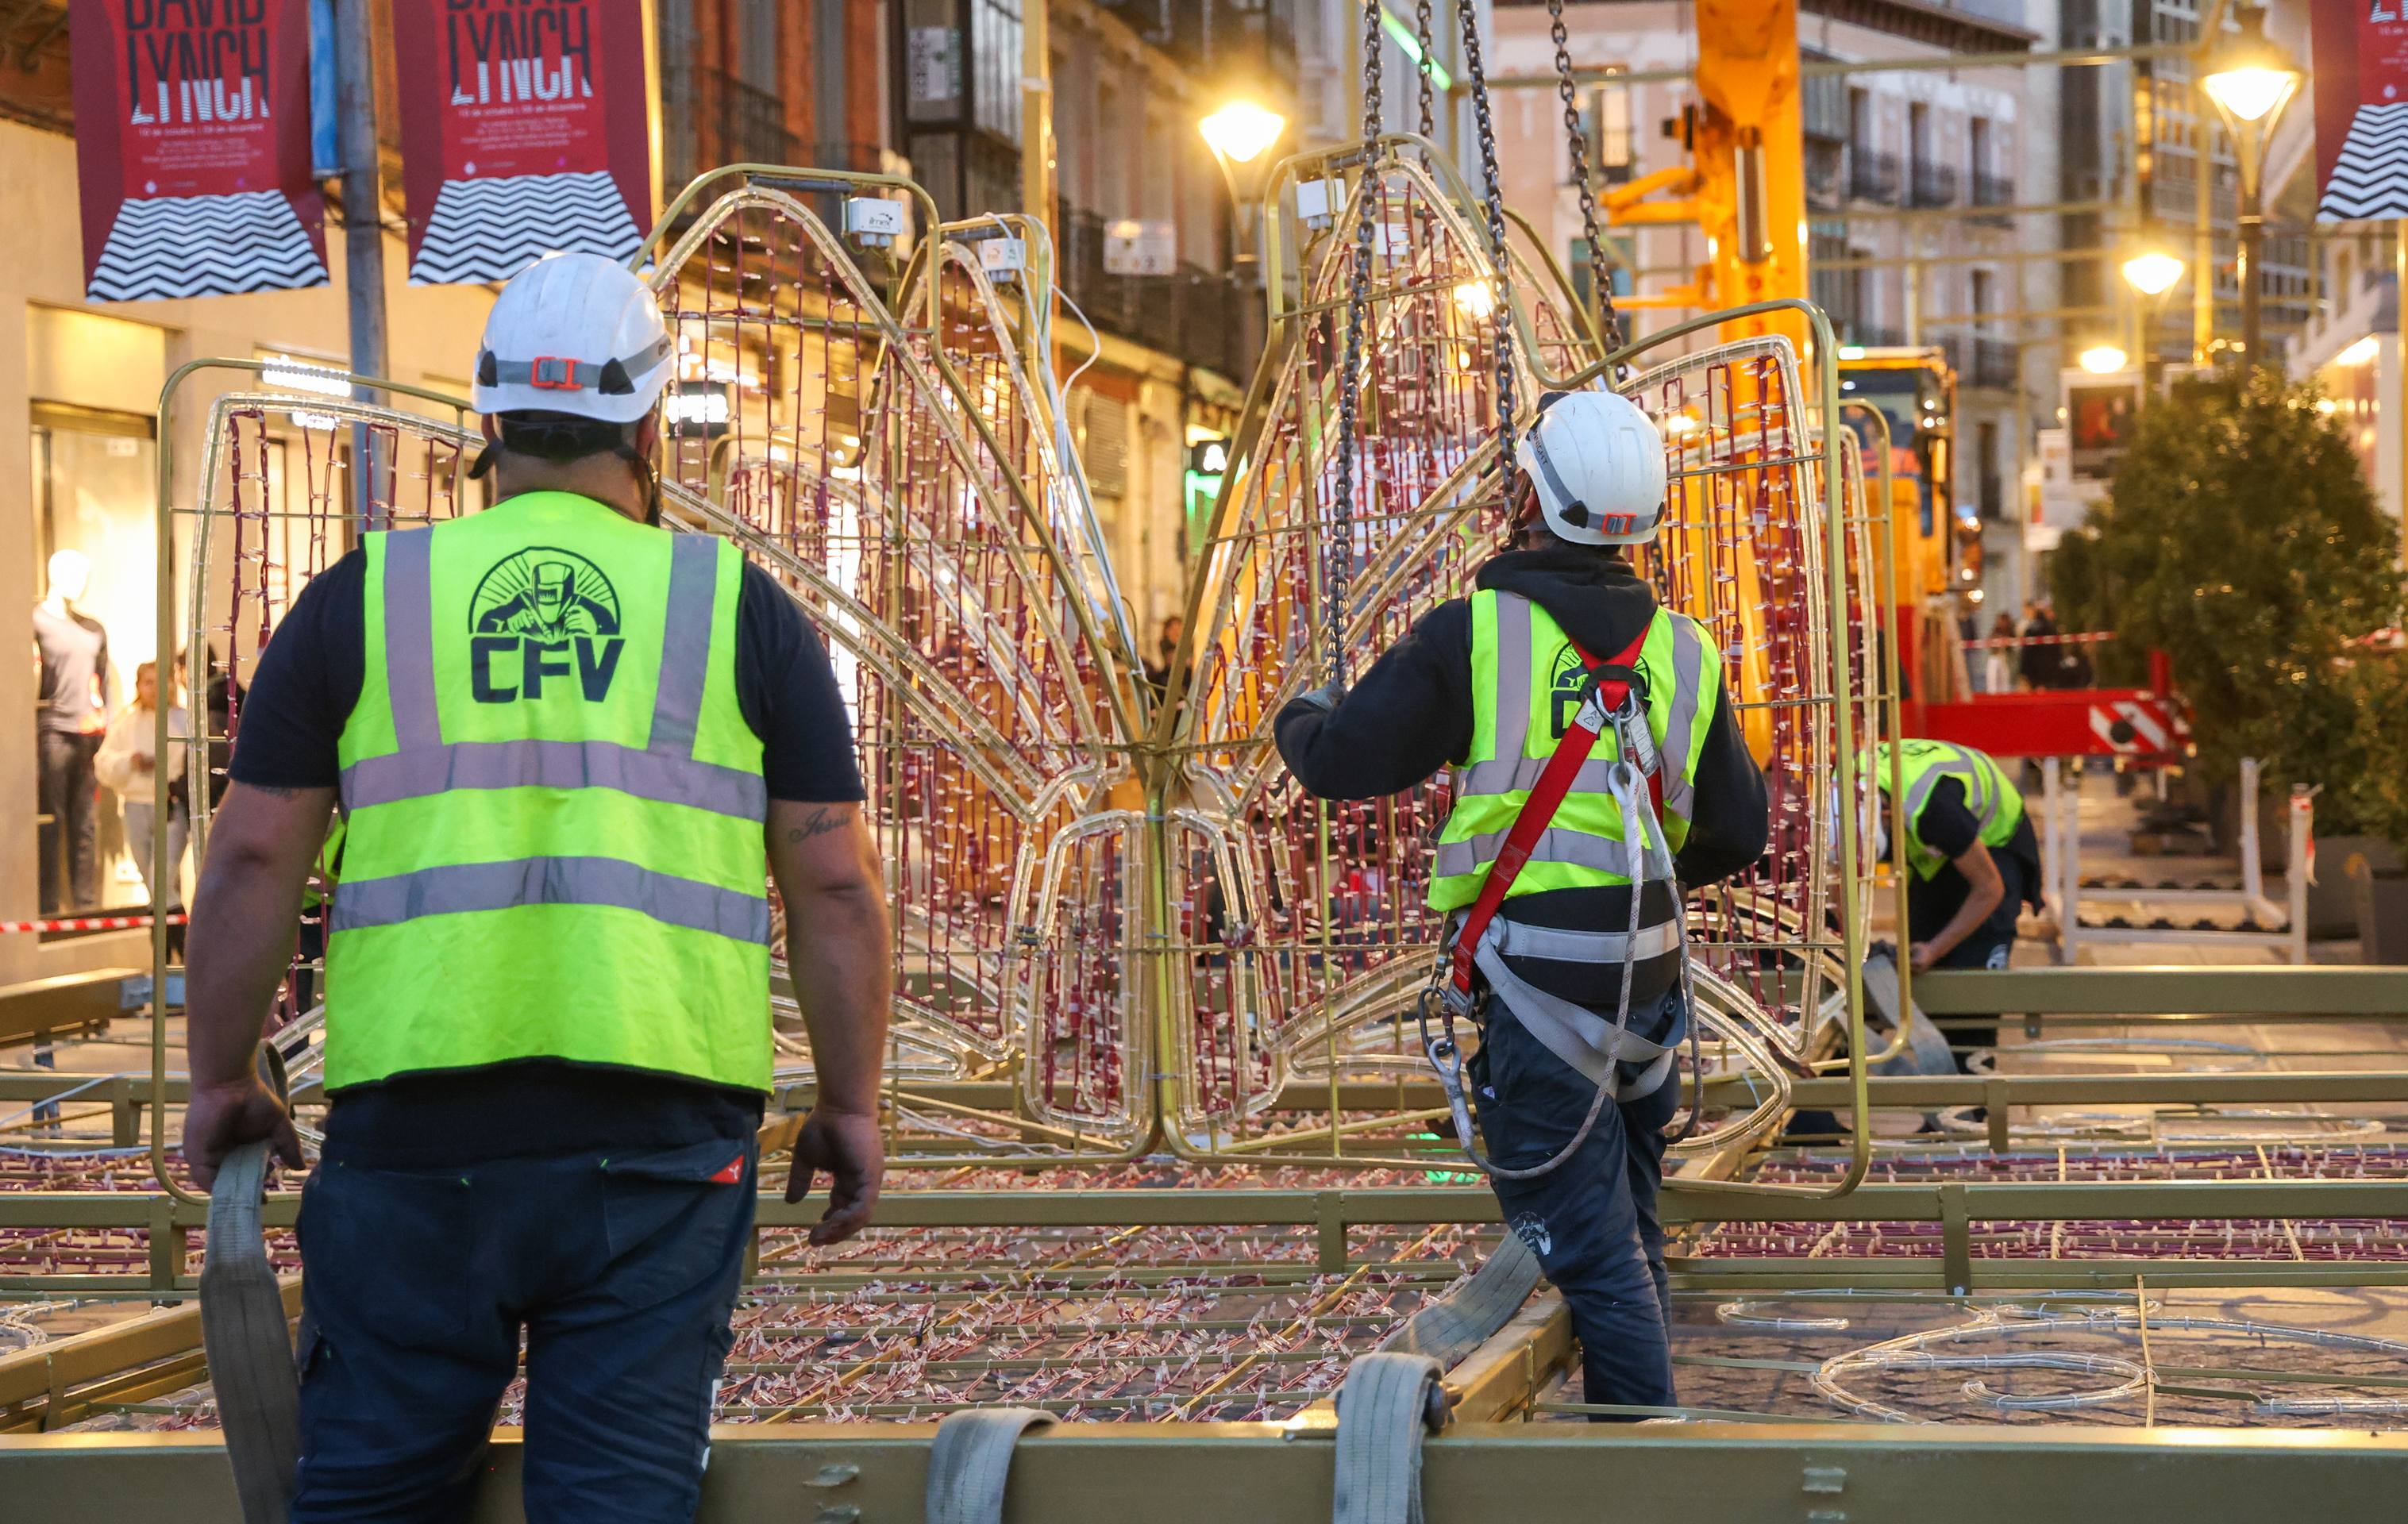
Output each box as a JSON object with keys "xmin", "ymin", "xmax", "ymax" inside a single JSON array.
[
  {"xmin": 327, "ymin": 492, "xmax": 772, "ymax": 1094},
  {"xmin": 331, "ymin": 856, "xmax": 772, "ymax": 943},
  {"xmin": 1872, "ymin": 740, "xmax": 2025, "ymax": 880},
  {"xmin": 1427, "ymin": 592, "xmax": 1720, "ymax": 913}
]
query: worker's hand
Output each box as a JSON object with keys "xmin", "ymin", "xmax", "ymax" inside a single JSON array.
[
  {"xmin": 1293, "ymin": 682, "xmax": 1346, "ymax": 717},
  {"xmin": 1909, "ymin": 941, "xmax": 1940, "ymax": 974},
  {"xmin": 180, "ymin": 1075, "xmax": 304, "ymax": 1191},
  {"xmin": 785, "ymin": 1104, "xmax": 884, "ymax": 1245}
]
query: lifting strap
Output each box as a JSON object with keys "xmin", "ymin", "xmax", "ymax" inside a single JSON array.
[
  {"xmin": 1447, "ymin": 621, "xmax": 1659, "ymax": 999},
  {"xmin": 926, "ymin": 1407, "xmax": 1056, "ymax": 1524},
  {"xmin": 1331, "ymin": 1353, "xmax": 1448, "ymax": 1524},
  {"xmin": 200, "ymin": 1138, "xmax": 300, "ymax": 1524},
  {"xmin": 1374, "ymin": 1231, "xmax": 1542, "ymax": 1367}
]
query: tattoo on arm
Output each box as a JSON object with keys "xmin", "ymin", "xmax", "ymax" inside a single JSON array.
[{"xmin": 786, "ymin": 806, "xmax": 846, "ymax": 844}]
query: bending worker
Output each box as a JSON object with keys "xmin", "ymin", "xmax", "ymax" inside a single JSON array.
[
  {"xmin": 1874, "ymin": 737, "xmax": 2044, "ymax": 1063},
  {"xmin": 1276, "ymin": 389, "xmax": 1768, "ymax": 1415},
  {"xmin": 179, "ymin": 252, "xmax": 892, "ymax": 1522}
]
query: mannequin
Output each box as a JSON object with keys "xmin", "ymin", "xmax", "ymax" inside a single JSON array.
[{"xmin": 33, "ymin": 549, "xmax": 108, "ymax": 913}]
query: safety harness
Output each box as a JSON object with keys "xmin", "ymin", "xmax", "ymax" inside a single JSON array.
[{"xmin": 1419, "ymin": 620, "xmax": 1699, "ymax": 1180}]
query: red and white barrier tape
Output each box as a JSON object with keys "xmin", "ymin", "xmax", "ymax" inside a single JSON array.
[
  {"xmin": 0, "ymin": 913, "xmax": 187, "ymax": 933},
  {"xmin": 1960, "ymin": 630, "xmax": 2117, "ymax": 651}
]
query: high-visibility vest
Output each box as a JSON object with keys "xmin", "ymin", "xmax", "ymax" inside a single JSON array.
[
  {"xmin": 1869, "ymin": 739, "xmax": 2024, "ymax": 880},
  {"xmin": 1427, "ymin": 591, "xmax": 1720, "ymax": 913},
  {"xmin": 326, "ymin": 491, "xmax": 772, "ymax": 1092}
]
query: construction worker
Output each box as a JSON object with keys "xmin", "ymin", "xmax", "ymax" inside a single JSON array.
[
  {"xmin": 1276, "ymin": 389, "xmax": 1768, "ymax": 1416},
  {"xmin": 1873, "ymin": 737, "xmax": 2044, "ymax": 1063},
  {"xmin": 179, "ymin": 252, "xmax": 892, "ymax": 1522}
]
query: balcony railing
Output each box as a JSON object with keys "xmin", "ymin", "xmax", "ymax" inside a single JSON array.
[
  {"xmin": 1971, "ymin": 337, "xmax": 2020, "ymax": 390},
  {"xmin": 1806, "ymin": 141, "xmax": 1847, "ymax": 213},
  {"xmin": 1849, "ymin": 149, "xmax": 1902, "ymax": 206},
  {"xmin": 1909, "ymin": 161, "xmax": 1959, "ymax": 209},
  {"xmin": 1059, "ymin": 206, "xmax": 1253, "ymax": 379},
  {"xmin": 661, "ymin": 63, "xmax": 799, "ymax": 197},
  {"xmin": 1971, "ymin": 170, "xmax": 2015, "ymax": 220}
]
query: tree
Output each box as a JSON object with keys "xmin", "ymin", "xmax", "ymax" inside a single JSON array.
[{"xmin": 2049, "ymin": 371, "xmax": 2403, "ymax": 818}]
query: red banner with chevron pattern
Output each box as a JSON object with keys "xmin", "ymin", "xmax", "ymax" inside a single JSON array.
[
  {"xmin": 2314, "ymin": 0, "xmax": 2408, "ymax": 221},
  {"xmin": 70, "ymin": 0, "xmax": 329, "ymax": 302},
  {"xmin": 391, "ymin": 0, "xmax": 653, "ymax": 286}
]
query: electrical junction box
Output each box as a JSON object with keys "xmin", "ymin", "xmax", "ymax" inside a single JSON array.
[
  {"xmin": 978, "ymin": 237, "xmax": 1027, "ymax": 279},
  {"xmin": 845, "ymin": 196, "xmax": 909, "ymax": 248}
]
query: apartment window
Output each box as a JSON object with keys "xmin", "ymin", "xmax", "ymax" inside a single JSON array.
[
  {"xmin": 1978, "ymin": 419, "xmax": 2002, "ymax": 520},
  {"xmin": 1969, "ymin": 116, "xmax": 1991, "ymax": 177},
  {"xmin": 736, "ymin": 0, "xmax": 779, "ymax": 94},
  {"xmin": 1585, "ymin": 83, "xmax": 1633, "ymax": 185},
  {"xmin": 1848, "ymin": 87, "xmax": 1872, "ymax": 152},
  {"xmin": 1971, "ymin": 268, "xmax": 1995, "ymax": 329},
  {"xmin": 1908, "ymin": 100, "xmax": 1931, "ymax": 175}
]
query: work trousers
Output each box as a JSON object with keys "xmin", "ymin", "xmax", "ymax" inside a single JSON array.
[
  {"xmin": 37, "ymin": 730, "xmax": 98, "ymax": 913},
  {"xmin": 1472, "ymin": 987, "xmax": 1684, "ymax": 1415},
  {"xmin": 1919, "ymin": 852, "xmax": 2025, "ymax": 1071},
  {"xmin": 291, "ymin": 1137, "xmax": 757, "ymax": 1523}
]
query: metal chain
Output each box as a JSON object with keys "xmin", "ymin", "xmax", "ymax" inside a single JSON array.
[
  {"xmin": 1547, "ymin": 0, "xmax": 1621, "ymax": 353},
  {"xmin": 1327, "ymin": 0, "xmax": 1387, "ymax": 685},
  {"xmin": 1455, "ymin": 0, "xmax": 1519, "ymax": 480},
  {"xmin": 1414, "ymin": 0, "xmax": 1436, "ymax": 141}
]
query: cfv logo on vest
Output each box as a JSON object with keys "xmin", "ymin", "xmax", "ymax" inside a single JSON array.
[{"xmin": 468, "ymin": 547, "xmax": 625, "ymax": 702}]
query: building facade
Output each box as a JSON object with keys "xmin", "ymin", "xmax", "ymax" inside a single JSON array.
[
  {"xmin": 1489, "ymin": 0, "xmax": 2044, "ymax": 607},
  {"xmin": 0, "ymin": 0, "xmax": 1258, "ymax": 987}
]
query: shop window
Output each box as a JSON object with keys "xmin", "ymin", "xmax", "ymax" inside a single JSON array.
[{"xmin": 30, "ymin": 402, "xmax": 158, "ymax": 919}]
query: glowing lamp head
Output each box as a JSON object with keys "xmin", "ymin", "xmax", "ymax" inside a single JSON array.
[
  {"xmin": 2202, "ymin": 9, "xmax": 2302, "ymax": 128},
  {"xmin": 2121, "ymin": 252, "xmax": 2185, "ymax": 297},
  {"xmin": 1200, "ymin": 102, "xmax": 1289, "ymax": 165},
  {"xmin": 2079, "ymin": 344, "xmax": 2130, "ymax": 375}
]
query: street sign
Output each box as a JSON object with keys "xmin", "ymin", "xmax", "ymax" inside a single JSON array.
[{"xmin": 1104, "ymin": 220, "xmax": 1176, "ymax": 277}]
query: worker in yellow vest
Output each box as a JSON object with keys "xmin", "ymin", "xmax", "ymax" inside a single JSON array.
[
  {"xmin": 179, "ymin": 252, "xmax": 892, "ymax": 1522},
  {"xmin": 1277, "ymin": 389, "xmax": 1768, "ymax": 1415},
  {"xmin": 1871, "ymin": 737, "xmax": 2044, "ymax": 1068}
]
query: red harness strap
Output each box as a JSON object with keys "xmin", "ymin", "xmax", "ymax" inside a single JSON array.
[{"xmin": 1448, "ymin": 623, "xmax": 1656, "ymax": 997}]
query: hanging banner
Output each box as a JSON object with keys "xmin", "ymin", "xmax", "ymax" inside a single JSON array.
[
  {"xmin": 2314, "ymin": 0, "xmax": 2408, "ymax": 221},
  {"xmin": 71, "ymin": 0, "xmax": 330, "ymax": 303},
  {"xmin": 392, "ymin": 0, "xmax": 653, "ymax": 286}
]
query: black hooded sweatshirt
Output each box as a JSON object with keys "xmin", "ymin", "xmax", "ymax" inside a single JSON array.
[{"xmin": 1273, "ymin": 545, "xmax": 1770, "ymax": 1008}]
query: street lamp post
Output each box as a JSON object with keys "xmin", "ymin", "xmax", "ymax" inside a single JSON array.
[
  {"xmin": 2201, "ymin": 6, "xmax": 2302, "ymax": 368},
  {"xmin": 1200, "ymin": 102, "xmax": 1289, "ymax": 286}
]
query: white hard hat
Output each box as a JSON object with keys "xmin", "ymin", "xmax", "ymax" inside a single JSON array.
[
  {"xmin": 1514, "ymin": 387, "xmax": 1670, "ymax": 546},
  {"xmin": 472, "ymin": 252, "xmax": 672, "ymax": 425}
]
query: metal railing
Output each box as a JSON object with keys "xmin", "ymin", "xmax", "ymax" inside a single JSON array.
[
  {"xmin": 1909, "ymin": 160, "xmax": 1959, "ymax": 209},
  {"xmin": 1971, "ymin": 169, "xmax": 2015, "ymax": 220},
  {"xmin": 1057, "ymin": 205, "xmax": 1253, "ymax": 378},
  {"xmin": 1806, "ymin": 140, "xmax": 1847, "ymax": 213},
  {"xmin": 1971, "ymin": 335, "xmax": 2020, "ymax": 390},
  {"xmin": 1849, "ymin": 148, "xmax": 1902, "ymax": 205},
  {"xmin": 661, "ymin": 63, "xmax": 800, "ymax": 196}
]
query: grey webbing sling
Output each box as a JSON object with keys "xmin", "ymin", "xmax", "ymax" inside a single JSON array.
[{"xmin": 200, "ymin": 1137, "xmax": 300, "ymax": 1524}]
